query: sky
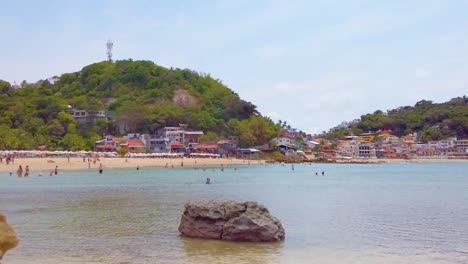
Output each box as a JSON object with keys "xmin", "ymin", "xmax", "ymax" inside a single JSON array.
[{"xmin": 1, "ymin": 0, "xmax": 468, "ymax": 134}]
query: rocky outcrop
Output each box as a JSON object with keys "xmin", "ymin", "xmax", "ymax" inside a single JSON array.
[
  {"xmin": 178, "ymin": 201, "xmax": 285, "ymax": 242},
  {"xmin": 0, "ymin": 212, "xmax": 19, "ymax": 261}
]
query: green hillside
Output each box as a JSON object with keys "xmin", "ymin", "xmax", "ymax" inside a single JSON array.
[
  {"xmin": 326, "ymin": 97, "xmax": 468, "ymax": 142},
  {"xmin": 0, "ymin": 60, "xmax": 279, "ymax": 150}
]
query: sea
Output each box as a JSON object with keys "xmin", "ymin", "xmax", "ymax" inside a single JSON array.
[{"xmin": 1, "ymin": 162, "xmax": 468, "ymax": 264}]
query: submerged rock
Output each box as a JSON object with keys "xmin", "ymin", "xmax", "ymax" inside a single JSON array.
[
  {"xmin": 0, "ymin": 212, "xmax": 19, "ymax": 261},
  {"xmin": 178, "ymin": 201, "xmax": 285, "ymax": 242}
]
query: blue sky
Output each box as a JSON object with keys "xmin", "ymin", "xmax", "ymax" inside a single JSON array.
[{"xmin": 1, "ymin": 0, "xmax": 468, "ymax": 134}]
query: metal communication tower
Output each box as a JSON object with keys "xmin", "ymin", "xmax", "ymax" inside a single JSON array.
[{"xmin": 106, "ymin": 39, "xmax": 113, "ymax": 62}]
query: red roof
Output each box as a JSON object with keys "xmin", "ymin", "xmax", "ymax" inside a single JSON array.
[
  {"xmin": 127, "ymin": 139, "xmax": 145, "ymax": 148},
  {"xmin": 194, "ymin": 144, "xmax": 218, "ymax": 149},
  {"xmin": 97, "ymin": 144, "xmax": 116, "ymax": 149},
  {"xmin": 170, "ymin": 142, "xmax": 185, "ymax": 148},
  {"xmin": 106, "ymin": 135, "xmax": 125, "ymax": 142}
]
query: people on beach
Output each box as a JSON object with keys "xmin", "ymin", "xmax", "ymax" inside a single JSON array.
[
  {"xmin": 17, "ymin": 166, "xmax": 23, "ymax": 177},
  {"xmin": 54, "ymin": 166, "xmax": 58, "ymax": 175},
  {"xmin": 24, "ymin": 166, "xmax": 30, "ymax": 177},
  {"xmin": 67, "ymin": 155, "xmax": 70, "ymax": 164}
]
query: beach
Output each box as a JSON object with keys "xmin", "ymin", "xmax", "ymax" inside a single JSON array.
[{"xmin": 0, "ymin": 157, "xmax": 263, "ymax": 174}]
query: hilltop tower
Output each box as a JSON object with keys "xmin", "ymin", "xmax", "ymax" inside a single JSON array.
[{"xmin": 106, "ymin": 39, "xmax": 113, "ymax": 62}]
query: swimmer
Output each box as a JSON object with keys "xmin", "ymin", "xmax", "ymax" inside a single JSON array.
[
  {"xmin": 206, "ymin": 177, "xmax": 211, "ymax": 184},
  {"xmin": 321, "ymin": 171, "xmax": 325, "ymax": 176},
  {"xmin": 99, "ymin": 163, "xmax": 103, "ymax": 174}
]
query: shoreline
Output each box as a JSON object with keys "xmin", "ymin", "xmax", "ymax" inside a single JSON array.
[
  {"xmin": 0, "ymin": 157, "xmax": 264, "ymax": 173},
  {"xmin": 334, "ymin": 158, "xmax": 468, "ymax": 164},
  {"xmin": 1, "ymin": 157, "xmax": 467, "ymax": 174}
]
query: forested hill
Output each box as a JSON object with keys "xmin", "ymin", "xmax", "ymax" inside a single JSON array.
[
  {"xmin": 326, "ymin": 97, "xmax": 468, "ymax": 142},
  {"xmin": 0, "ymin": 60, "xmax": 279, "ymax": 150}
]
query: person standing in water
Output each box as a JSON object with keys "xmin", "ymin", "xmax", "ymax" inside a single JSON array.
[
  {"xmin": 291, "ymin": 164, "xmax": 295, "ymax": 171},
  {"xmin": 206, "ymin": 177, "xmax": 211, "ymax": 184},
  {"xmin": 321, "ymin": 171, "xmax": 325, "ymax": 176},
  {"xmin": 24, "ymin": 166, "xmax": 30, "ymax": 177},
  {"xmin": 136, "ymin": 165, "xmax": 140, "ymax": 171},
  {"xmin": 99, "ymin": 163, "xmax": 103, "ymax": 174},
  {"xmin": 17, "ymin": 166, "xmax": 23, "ymax": 177},
  {"xmin": 54, "ymin": 166, "xmax": 58, "ymax": 175}
]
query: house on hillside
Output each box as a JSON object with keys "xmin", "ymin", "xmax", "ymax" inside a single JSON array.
[
  {"xmin": 193, "ymin": 143, "xmax": 218, "ymax": 154},
  {"xmin": 169, "ymin": 142, "xmax": 185, "ymax": 153},
  {"xmin": 69, "ymin": 108, "xmax": 107, "ymax": 125},
  {"xmin": 125, "ymin": 138, "xmax": 145, "ymax": 153},
  {"xmin": 451, "ymin": 139, "xmax": 468, "ymax": 158},
  {"xmin": 95, "ymin": 135, "xmax": 126, "ymax": 152},
  {"xmin": 359, "ymin": 132, "xmax": 376, "ymax": 142},
  {"xmin": 183, "ymin": 131, "xmax": 204, "ymax": 147},
  {"xmin": 140, "ymin": 134, "xmax": 168, "ymax": 153},
  {"xmin": 353, "ymin": 142, "xmax": 376, "ymax": 158}
]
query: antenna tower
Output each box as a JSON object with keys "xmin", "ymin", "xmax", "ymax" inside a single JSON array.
[{"xmin": 106, "ymin": 39, "xmax": 113, "ymax": 62}]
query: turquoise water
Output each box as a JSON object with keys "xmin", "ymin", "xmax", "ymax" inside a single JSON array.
[{"xmin": 1, "ymin": 162, "xmax": 468, "ymax": 263}]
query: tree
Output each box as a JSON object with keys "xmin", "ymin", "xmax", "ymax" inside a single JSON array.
[
  {"xmin": 47, "ymin": 119, "xmax": 65, "ymax": 137},
  {"xmin": 0, "ymin": 80, "xmax": 11, "ymax": 95},
  {"xmin": 63, "ymin": 133, "xmax": 87, "ymax": 150}
]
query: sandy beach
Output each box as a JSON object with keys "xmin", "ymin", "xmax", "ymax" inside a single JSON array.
[{"xmin": 0, "ymin": 157, "xmax": 264, "ymax": 174}]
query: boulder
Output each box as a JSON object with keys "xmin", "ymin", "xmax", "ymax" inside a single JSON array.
[
  {"xmin": 178, "ymin": 201, "xmax": 285, "ymax": 242},
  {"xmin": 0, "ymin": 212, "xmax": 19, "ymax": 261}
]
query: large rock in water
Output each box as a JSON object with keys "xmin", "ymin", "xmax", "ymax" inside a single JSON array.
[
  {"xmin": 0, "ymin": 212, "xmax": 19, "ymax": 261},
  {"xmin": 178, "ymin": 201, "xmax": 285, "ymax": 242}
]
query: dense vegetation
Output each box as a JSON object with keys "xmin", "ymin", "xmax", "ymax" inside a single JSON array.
[
  {"xmin": 326, "ymin": 97, "xmax": 468, "ymax": 142},
  {"xmin": 0, "ymin": 60, "xmax": 279, "ymax": 150}
]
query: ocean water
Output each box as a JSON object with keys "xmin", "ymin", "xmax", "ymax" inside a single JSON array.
[{"xmin": 1, "ymin": 162, "xmax": 468, "ymax": 264}]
